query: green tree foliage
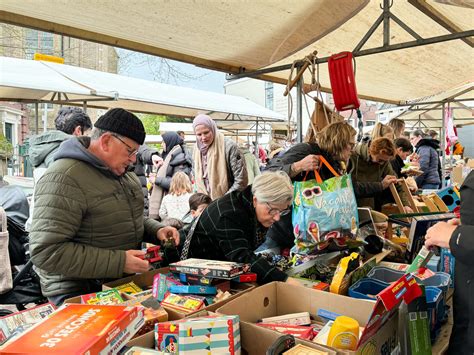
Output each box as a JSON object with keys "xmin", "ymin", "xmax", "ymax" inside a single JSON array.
[
  {"xmin": 0, "ymin": 133, "xmax": 13, "ymax": 158},
  {"xmin": 138, "ymin": 114, "xmax": 188, "ymax": 135}
]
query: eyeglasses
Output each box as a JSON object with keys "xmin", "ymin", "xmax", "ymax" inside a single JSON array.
[
  {"xmin": 265, "ymin": 202, "xmax": 291, "ymax": 217},
  {"xmin": 111, "ymin": 134, "xmax": 139, "ymax": 157}
]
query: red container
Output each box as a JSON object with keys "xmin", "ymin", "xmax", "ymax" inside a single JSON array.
[{"xmin": 328, "ymin": 51, "xmax": 360, "ymax": 111}]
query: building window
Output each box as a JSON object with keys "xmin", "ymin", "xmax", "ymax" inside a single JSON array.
[
  {"xmin": 4, "ymin": 122, "xmax": 13, "ymax": 143},
  {"xmin": 265, "ymin": 82, "xmax": 274, "ymax": 110},
  {"xmin": 25, "ymin": 29, "xmax": 54, "ymax": 59}
]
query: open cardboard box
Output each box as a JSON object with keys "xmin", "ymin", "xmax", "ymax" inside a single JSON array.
[
  {"xmin": 217, "ymin": 282, "xmax": 400, "ymax": 355},
  {"xmin": 125, "ymin": 310, "xmax": 220, "ymax": 350},
  {"xmin": 66, "ymin": 267, "xmax": 255, "ymax": 320}
]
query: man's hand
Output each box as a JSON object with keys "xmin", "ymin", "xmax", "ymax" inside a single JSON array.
[
  {"xmin": 404, "ymin": 206, "xmax": 413, "ymax": 214},
  {"xmin": 382, "ymin": 175, "xmax": 398, "ymax": 189},
  {"xmin": 157, "ymin": 226, "xmax": 180, "ymax": 246},
  {"xmin": 447, "ymin": 218, "xmax": 461, "ymax": 226},
  {"xmin": 124, "ymin": 250, "xmax": 149, "ymax": 274},
  {"xmin": 152, "ymin": 154, "xmax": 163, "ymax": 168},
  {"xmin": 292, "ymin": 155, "xmax": 320, "ymax": 173},
  {"xmin": 425, "ymin": 222, "xmax": 457, "ymax": 249}
]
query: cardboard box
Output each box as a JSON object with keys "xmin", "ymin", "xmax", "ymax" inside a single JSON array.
[
  {"xmin": 217, "ymin": 282, "xmax": 400, "ymax": 355},
  {"xmin": 102, "ymin": 268, "xmax": 255, "ymax": 318}
]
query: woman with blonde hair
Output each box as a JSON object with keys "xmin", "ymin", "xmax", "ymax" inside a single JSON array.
[
  {"xmin": 387, "ymin": 118, "xmax": 406, "ymax": 139},
  {"xmin": 159, "ymin": 172, "xmax": 193, "ymax": 220},
  {"xmin": 267, "ymin": 121, "xmax": 357, "ymax": 182},
  {"xmin": 370, "ymin": 122, "xmax": 394, "ymax": 140},
  {"xmin": 180, "ymin": 171, "xmax": 300, "ymax": 286}
]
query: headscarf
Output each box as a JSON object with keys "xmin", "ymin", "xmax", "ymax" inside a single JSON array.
[
  {"xmin": 192, "ymin": 114, "xmax": 217, "ymax": 156},
  {"xmin": 161, "ymin": 131, "xmax": 183, "ymax": 160}
]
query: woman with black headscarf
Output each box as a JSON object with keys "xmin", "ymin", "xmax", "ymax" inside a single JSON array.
[{"xmin": 149, "ymin": 131, "xmax": 192, "ymax": 219}]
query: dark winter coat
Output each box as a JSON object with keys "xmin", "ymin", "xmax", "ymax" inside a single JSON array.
[
  {"xmin": 447, "ymin": 171, "xmax": 474, "ymax": 354},
  {"xmin": 29, "ymin": 137, "xmax": 164, "ymax": 297},
  {"xmin": 186, "ymin": 185, "xmax": 288, "ymax": 284},
  {"xmin": 134, "ymin": 145, "xmax": 159, "ymax": 216},
  {"xmin": 349, "ymin": 141, "xmax": 409, "ymax": 210},
  {"xmin": 154, "ymin": 145, "xmax": 192, "ymax": 191},
  {"xmin": 415, "ymin": 138, "xmax": 441, "ymax": 187},
  {"xmin": 390, "ymin": 155, "xmax": 408, "ymax": 179}
]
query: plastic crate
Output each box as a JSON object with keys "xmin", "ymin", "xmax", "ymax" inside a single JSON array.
[
  {"xmin": 348, "ymin": 278, "xmax": 389, "ymax": 300},
  {"xmin": 366, "ymin": 266, "xmax": 406, "ymax": 283}
]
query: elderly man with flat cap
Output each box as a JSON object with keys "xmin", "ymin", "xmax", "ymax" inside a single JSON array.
[{"xmin": 29, "ymin": 108, "xmax": 179, "ymax": 305}]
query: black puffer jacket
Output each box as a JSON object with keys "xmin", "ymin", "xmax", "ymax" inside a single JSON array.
[
  {"xmin": 447, "ymin": 171, "xmax": 474, "ymax": 354},
  {"xmin": 415, "ymin": 138, "xmax": 441, "ymax": 187},
  {"xmin": 155, "ymin": 145, "xmax": 193, "ymax": 191}
]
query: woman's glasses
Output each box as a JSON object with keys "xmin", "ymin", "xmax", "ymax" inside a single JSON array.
[{"xmin": 265, "ymin": 202, "xmax": 291, "ymax": 217}]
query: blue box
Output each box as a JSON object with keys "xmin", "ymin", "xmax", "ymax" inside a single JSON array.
[
  {"xmin": 440, "ymin": 248, "xmax": 455, "ymax": 288},
  {"xmin": 169, "ymin": 285, "xmax": 217, "ymax": 295}
]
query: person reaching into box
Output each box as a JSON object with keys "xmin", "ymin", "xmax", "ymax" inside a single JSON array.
[
  {"xmin": 179, "ymin": 171, "xmax": 300, "ymax": 285},
  {"xmin": 425, "ymin": 170, "xmax": 474, "ymax": 354},
  {"xmin": 29, "ymin": 108, "xmax": 179, "ymax": 306}
]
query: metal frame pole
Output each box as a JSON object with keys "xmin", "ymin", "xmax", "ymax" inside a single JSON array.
[
  {"xmin": 296, "ymin": 72, "xmax": 303, "ymax": 143},
  {"xmin": 441, "ymin": 103, "xmax": 446, "ymax": 188},
  {"xmin": 34, "ymin": 103, "xmax": 39, "ymax": 134},
  {"xmin": 255, "ymin": 116, "xmax": 259, "ymax": 159}
]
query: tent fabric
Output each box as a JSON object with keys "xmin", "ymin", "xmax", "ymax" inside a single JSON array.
[
  {"xmin": 0, "ymin": 0, "xmax": 472, "ymax": 104},
  {"xmin": 0, "ymin": 57, "xmax": 286, "ymax": 127},
  {"xmin": 391, "ymin": 82, "xmax": 474, "ymax": 128}
]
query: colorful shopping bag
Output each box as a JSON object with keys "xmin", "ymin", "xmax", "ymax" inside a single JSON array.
[{"xmin": 292, "ymin": 157, "xmax": 358, "ymax": 255}]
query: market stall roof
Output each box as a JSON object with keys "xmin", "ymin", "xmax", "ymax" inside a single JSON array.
[
  {"xmin": 1, "ymin": 0, "xmax": 473, "ymax": 104},
  {"xmin": 392, "ymin": 82, "xmax": 474, "ymax": 129},
  {"xmin": 0, "ymin": 56, "xmax": 286, "ymax": 129}
]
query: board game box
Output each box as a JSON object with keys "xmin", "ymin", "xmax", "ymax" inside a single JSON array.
[
  {"xmin": 0, "ymin": 304, "xmax": 144, "ymax": 354},
  {"xmin": 169, "ymin": 259, "xmax": 250, "ymax": 279}
]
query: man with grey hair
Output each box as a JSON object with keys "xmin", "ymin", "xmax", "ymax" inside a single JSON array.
[
  {"xmin": 29, "ymin": 108, "xmax": 179, "ymax": 305},
  {"xmin": 180, "ymin": 171, "xmax": 300, "ymax": 285}
]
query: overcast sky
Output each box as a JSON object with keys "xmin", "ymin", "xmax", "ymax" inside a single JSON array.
[{"xmin": 116, "ymin": 49, "xmax": 227, "ymax": 93}]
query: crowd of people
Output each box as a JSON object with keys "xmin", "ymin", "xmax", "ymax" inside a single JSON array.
[{"xmin": 24, "ymin": 108, "xmax": 470, "ymax": 353}]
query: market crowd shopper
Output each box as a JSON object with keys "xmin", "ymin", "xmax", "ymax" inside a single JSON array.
[
  {"xmin": 410, "ymin": 129, "xmax": 441, "ymax": 189},
  {"xmin": 180, "ymin": 171, "xmax": 299, "ymax": 285},
  {"xmin": 26, "ymin": 107, "xmax": 92, "ymax": 231},
  {"xmin": 425, "ymin": 170, "xmax": 474, "ymax": 353},
  {"xmin": 29, "ymin": 108, "xmax": 179, "ymax": 306},
  {"xmin": 192, "ymin": 114, "xmax": 248, "ymax": 199}
]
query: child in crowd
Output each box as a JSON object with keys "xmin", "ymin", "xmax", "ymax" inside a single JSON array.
[
  {"xmin": 189, "ymin": 193, "xmax": 212, "ymax": 218},
  {"xmin": 181, "ymin": 193, "xmax": 212, "ymax": 224},
  {"xmin": 159, "ymin": 172, "xmax": 193, "ymax": 220}
]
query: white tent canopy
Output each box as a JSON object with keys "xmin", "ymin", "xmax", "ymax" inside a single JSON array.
[
  {"xmin": 0, "ymin": 56, "xmax": 286, "ymax": 130},
  {"xmin": 1, "ymin": 0, "xmax": 473, "ymax": 103},
  {"xmin": 393, "ymin": 82, "xmax": 474, "ymax": 129}
]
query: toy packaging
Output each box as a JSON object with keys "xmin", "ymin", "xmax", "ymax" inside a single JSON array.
[
  {"xmin": 0, "ymin": 304, "xmax": 144, "ymax": 354},
  {"xmin": 161, "ymin": 293, "xmax": 205, "ymax": 314},
  {"xmin": 119, "ymin": 296, "xmax": 168, "ymax": 336},
  {"xmin": 260, "ymin": 312, "xmax": 311, "ymax": 326},
  {"xmin": 152, "ymin": 273, "xmax": 183, "ymax": 301},
  {"xmin": 155, "ymin": 315, "xmax": 240, "ymax": 354},
  {"xmin": 0, "ymin": 303, "xmax": 56, "ymax": 345},
  {"xmin": 115, "ymin": 281, "xmax": 143, "ymax": 295},
  {"xmin": 169, "ymin": 285, "xmax": 217, "ymax": 295},
  {"xmin": 80, "ymin": 288, "xmax": 124, "ymax": 305},
  {"xmin": 257, "ymin": 323, "xmax": 316, "ymax": 340},
  {"xmin": 169, "ymin": 259, "xmax": 250, "ymax": 279}
]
